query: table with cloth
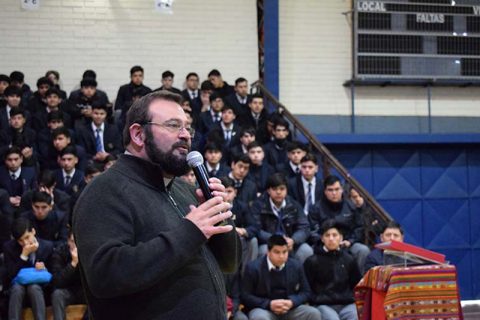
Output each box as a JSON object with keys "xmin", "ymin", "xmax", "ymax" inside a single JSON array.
[{"xmin": 355, "ymin": 264, "xmax": 463, "ymax": 320}]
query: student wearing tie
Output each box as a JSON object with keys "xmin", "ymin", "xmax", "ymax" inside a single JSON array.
[
  {"xmin": 53, "ymin": 146, "xmax": 84, "ymax": 196},
  {"xmin": 240, "ymin": 235, "xmax": 321, "ymax": 320},
  {"xmin": 225, "ymin": 77, "xmax": 250, "ymax": 118},
  {"xmin": 206, "ymin": 104, "xmax": 240, "ymax": 164},
  {"xmin": 288, "ymin": 153, "xmax": 323, "ymax": 217},
  {"xmin": 198, "ymin": 92, "xmax": 224, "ymax": 135},
  {"xmin": 76, "ymin": 104, "xmax": 123, "ymax": 165},
  {"xmin": 0, "ymin": 146, "xmax": 36, "ymax": 209},
  {"xmin": 203, "ymin": 142, "xmax": 230, "ymax": 179}
]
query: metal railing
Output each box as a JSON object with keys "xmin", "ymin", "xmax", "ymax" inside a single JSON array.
[{"xmin": 251, "ymin": 80, "xmax": 393, "ymax": 228}]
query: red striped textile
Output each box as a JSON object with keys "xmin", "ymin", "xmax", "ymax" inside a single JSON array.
[{"xmin": 355, "ymin": 265, "xmax": 463, "ymax": 320}]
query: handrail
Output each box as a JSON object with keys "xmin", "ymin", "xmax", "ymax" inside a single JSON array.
[{"xmin": 251, "ymin": 80, "xmax": 393, "ymax": 226}]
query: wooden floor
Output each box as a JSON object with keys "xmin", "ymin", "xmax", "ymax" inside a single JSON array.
[{"xmin": 22, "ymin": 304, "xmax": 87, "ymax": 320}]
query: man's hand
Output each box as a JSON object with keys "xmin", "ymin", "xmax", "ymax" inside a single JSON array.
[
  {"xmin": 195, "ymin": 177, "xmax": 227, "ymax": 203},
  {"xmin": 70, "ymin": 246, "xmax": 79, "ymax": 267},
  {"xmin": 93, "ymin": 151, "xmax": 109, "ymax": 161},
  {"xmin": 21, "ymin": 238, "xmax": 39, "ymax": 257},
  {"xmin": 22, "ymin": 147, "xmax": 33, "ymax": 159},
  {"xmin": 9, "ymin": 196, "xmax": 21, "ymax": 207},
  {"xmin": 35, "ymin": 262, "xmax": 45, "ymax": 270},
  {"xmin": 284, "ymin": 236, "xmax": 295, "ymax": 251},
  {"xmin": 186, "ymin": 196, "xmax": 233, "ymax": 239},
  {"xmin": 270, "ymin": 300, "xmax": 286, "ymax": 315},
  {"xmin": 340, "ymin": 240, "xmax": 351, "ymax": 248},
  {"xmin": 236, "ymin": 227, "xmax": 247, "ymax": 237}
]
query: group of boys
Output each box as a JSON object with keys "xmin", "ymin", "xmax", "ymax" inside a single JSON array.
[{"xmin": 0, "ymin": 67, "xmax": 404, "ymax": 320}]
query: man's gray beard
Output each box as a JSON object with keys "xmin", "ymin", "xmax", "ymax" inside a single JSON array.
[{"xmin": 144, "ymin": 128, "xmax": 190, "ymax": 177}]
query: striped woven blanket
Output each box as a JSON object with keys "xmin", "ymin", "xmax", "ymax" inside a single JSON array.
[{"xmin": 355, "ymin": 264, "xmax": 463, "ymax": 320}]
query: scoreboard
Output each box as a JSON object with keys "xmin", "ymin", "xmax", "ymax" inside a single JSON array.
[{"xmin": 353, "ymin": 0, "xmax": 480, "ymax": 83}]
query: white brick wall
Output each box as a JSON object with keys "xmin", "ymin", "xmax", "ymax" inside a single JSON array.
[
  {"xmin": 0, "ymin": 0, "xmax": 259, "ymax": 100},
  {"xmin": 279, "ymin": 0, "xmax": 480, "ymax": 117}
]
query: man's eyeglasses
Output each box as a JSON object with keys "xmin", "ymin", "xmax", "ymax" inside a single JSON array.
[{"xmin": 144, "ymin": 121, "xmax": 195, "ymax": 136}]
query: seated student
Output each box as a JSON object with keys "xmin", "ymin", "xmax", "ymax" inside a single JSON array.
[
  {"xmin": 0, "ymin": 147, "xmax": 37, "ymax": 209},
  {"xmin": 3, "ymin": 217, "xmax": 54, "ymax": 320},
  {"xmin": 198, "ymin": 80, "xmax": 214, "ymax": 115},
  {"xmin": 180, "ymin": 168, "xmax": 197, "ymax": 187},
  {"xmin": 288, "ymin": 153, "xmax": 323, "ymax": 216},
  {"xmin": 251, "ymin": 173, "xmax": 313, "ymax": 264},
  {"xmin": 32, "ymin": 87, "xmax": 72, "ymax": 132},
  {"xmin": 9, "ymin": 71, "xmax": 33, "ymax": 110},
  {"xmin": 0, "ymin": 85, "xmax": 32, "ymax": 132},
  {"xmin": 228, "ymin": 153, "xmax": 257, "ymax": 205},
  {"xmin": 181, "ymin": 72, "xmax": 202, "ymax": 120},
  {"xmin": 225, "ymin": 77, "xmax": 250, "ymax": 118},
  {"xmin": 37, "ymin": 111, "xmax": 73, "ymax": 164},
  {"xmin": 220, "ymin": 176, "xmax": 258, "ymax": 270},
  {"xmin": 349, "ymin": 187, "xmax": 385, "ymax": 248},
  {"xmin": 206, "ymin": 104, "xmax": 240, "ymax": 164},
  {"xmin": 264, "ymin": 117, "xmax": 291, "ymax": 172},
  {"xmin": 221, "ymin": 176, "xmax": 258, "ymax": 320},
  {"xmin": 45, "ymin": 70, "xmax": 67, "ymax": 99},
  {"xmin": 19, "ymin": 169, "xmax": 71, "ymax": 216},
  {"xmin": 0, "ymin": 74, "xmax": 11, "ymax": 106},
  {"xmin": 280, "ymin": 141, "xmax": 308, "ymax": 179},
  {"xmin": 53, "ymin": 146, "xmax": 85, "ymax": 196},
  {"xmin": 20, "ymin": 191, "xmax": 68, "ymax": 249},
  {"xmin": 203, "ymin": 142, "xmax": 230, "ymax": 179},
  {"xmin": 153, "ymin": 70, "xmax": 182, "ymax": 95},
  {"xmin": 237, "ymin": 94, "xmax": 269, "ymax": 144},
  {"xmin": 198, "ymin": 92, "xmax": 224, "ymax": 135},
  {"xmin": 5, "ymin": 108, "xmax": 37, "ymax": 167},
  {"xmin": 304, "ymin": 219, "xmax": 361, "ymax": 320},
  {"xmin": 66, "ymin": 77, "xmax": 110, "ymax": 129},
  {"xmin": 246, "ymin": 141, "xmax": 275, "ymax": 195},
  {"xmin": 208, "ymin": 69, "xmax": 235, "ymax": 98},
  {"xmin": 40, "ymin": 127, "xmax": 87, "ymax": 171},
  {"xmin": 26, "ymin": 76, "xmax": 53, "ymax": 114},
  {"xmin": 241, "ymin": 235, "xmax": 321, "ymax": 320},
  {"xmin": 364, "ymin": 221, "xmax": 404, "ymax": 272},
  {"xmin": 76, "ymin": 104, "xmax": 123, "ymax": 163},
  {"xmin": 114, "ymin": 65, "xmax": 152, "ymax": 117},
  {"xmin": 50, "ymin": 229, "xmax": 86, "ymax": 320},
  {"xmin": 69, "ymin": 70, "xmax": 108, "ymax": 99},
  {"xmin": 230, "ymin": 127, "xmax": 256, "ymax": 159},
  {"xmin": 309, "ymin": 175, "xmax": 370, "ymax": 273}
]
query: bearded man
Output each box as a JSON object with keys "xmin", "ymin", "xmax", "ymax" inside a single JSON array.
[{"xmin": 73, "ymin": 90, "xmax": 241, "ymax": 320}]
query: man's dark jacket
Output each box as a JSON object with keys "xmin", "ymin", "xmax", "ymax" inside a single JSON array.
[{"xmin": 73, "ymin": 154, "xmax": 241, "ymax": 320}]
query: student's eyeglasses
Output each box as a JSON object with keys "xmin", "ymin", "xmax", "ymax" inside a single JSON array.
[{"xmin": 144, "ymin": 121, "xmax": 195, "ymax": 136}]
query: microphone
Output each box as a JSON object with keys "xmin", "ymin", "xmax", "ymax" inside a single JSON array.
[
  {"xmin": 186, "ymin": 151, "xmax": 213, "ymax": 200},
  {"xmin": 186, "ymin": 151, "xmax": 227, "ymax": 226}
]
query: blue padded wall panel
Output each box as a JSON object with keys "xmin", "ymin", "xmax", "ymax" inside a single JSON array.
[
  {"xmin": 423, "ymin": 199, "xmax": 470, "ymax": 249},
  {"xmin": 472, "ymin": 249, "xmax": 480, "ymax": 299},
  {"xmin": 327, "ymin": 148, "xmax": 373, "ymax": 192},
  {"xmin": 468, "ymin": 149, "xmax": 480, "ymax": 198},
  {"xmin": 421, "ymin": 149, "xmax": 469, "ymax": 199},
  {"xmin": 435, "ymin": 248, "xmax": 472, "ymax": 300},
  {"xmin": 470, "ymin": 199, "xmax": 480, "ymax": 249},
  {"xmin": 373, "ymin": 148, "xmax": 422, "ymax": 200}
]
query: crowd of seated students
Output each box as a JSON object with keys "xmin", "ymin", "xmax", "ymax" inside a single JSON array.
[{"xmin": 0, "ymin": 66, "xmax": 393, "ymax": 320}]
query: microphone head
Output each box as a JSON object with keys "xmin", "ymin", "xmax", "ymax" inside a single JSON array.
[{"xmin": 186, "ymin": 151, "xmax": 204, "ymax": 168}]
